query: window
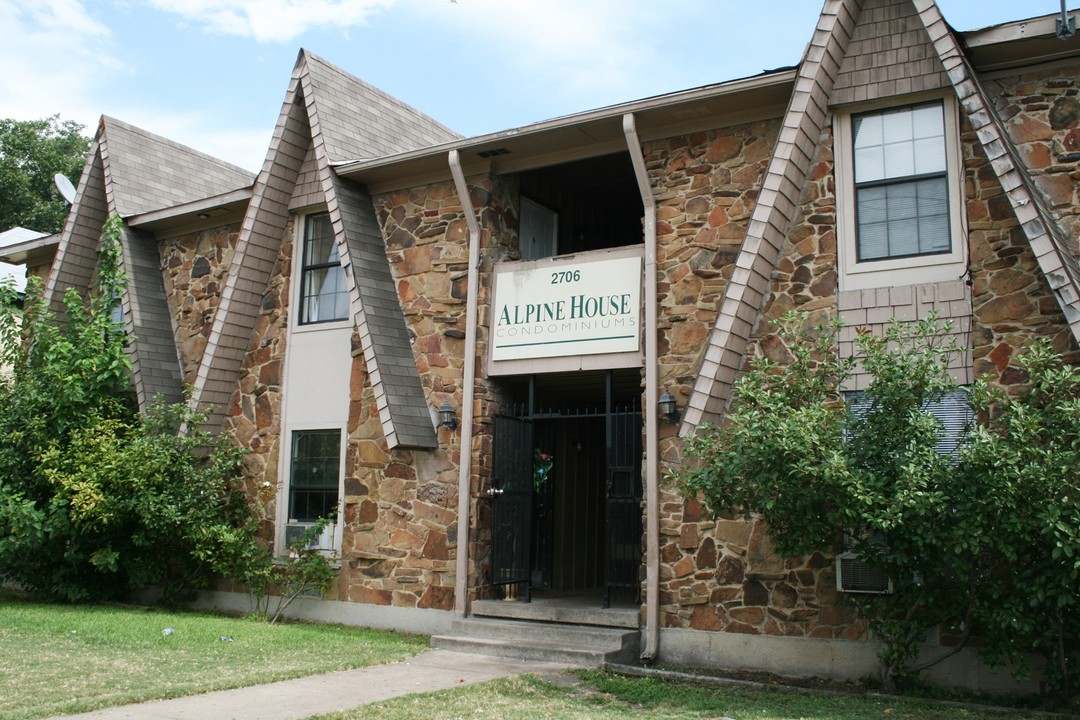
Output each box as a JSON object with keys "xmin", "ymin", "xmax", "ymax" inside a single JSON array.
[
  {"xmin": 298, "ymin": 212, "xmax": 348, "ymax": 324},
  {"xmin": 835, "ymin": 95, "xmax": 967, "ymax": 291},
  {"xmin": 288, "ymin": 429, "xmax": 341, "ymax": 523},
  {"xmin": 853, "ymin": 102, "xmax": 949, "ymax": 262},
  {"xmin": 847, "ymin": 387, "xmax": 972, "ymax": 458}
]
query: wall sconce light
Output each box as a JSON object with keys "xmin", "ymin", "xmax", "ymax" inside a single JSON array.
[
  {"xmin": 659, "ymin": 391, "xmax": 681, "ymax": 424},
  {"xmin": 438, "ymin": 402, "xmax": 458, "ymax": 431}
]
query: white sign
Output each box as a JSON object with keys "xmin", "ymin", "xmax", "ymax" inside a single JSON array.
[{"xmin": 491, "ymin": 255, "xmax": 642, "ymax": 361}]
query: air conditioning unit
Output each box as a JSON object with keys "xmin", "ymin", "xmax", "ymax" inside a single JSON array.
[
  {"xmin": 285, "ymin": 522, "xmax": 335, "ymax": 551},
  {"xmin": 835, "ymin": 551, "xmax": 893, "ymax": 594}
]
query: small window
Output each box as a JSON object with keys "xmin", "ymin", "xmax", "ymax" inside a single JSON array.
[
  {"xmin": 847, "ymin": 387, "xmax": 972, "ymax": 458},
  {"xmin": 298, "ymin": 212, "xmax": 348, "ymax": 324},
  {"xmin": 852, "ymin": 102, "xmax": 949, "ymax": 262},
  {"xmin": 288, "ymin": 429, "xmax": 341, "ymax": 523}
]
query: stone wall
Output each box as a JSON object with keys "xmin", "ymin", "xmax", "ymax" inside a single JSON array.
[
  {"xmin": 369, "ymin": 172, "xmax": 520, "ymax": 608},
  {"xmin": 159, "ymin": 223, "xmax": 240, "ymax": 386},
  {"xmin": 973, "ymin": 68, "xmax": 1080, "ymax": 381},
  {"xmin": 212, "ymin": 69, "xmax": 1079, "ymax": 631},
  {"xmin": 649, "ymin": 72, "xmax": 1080, "ymax": 640},
  {"xmin": 651, "ymin": 120, "xmax": 782, "ymax": 398},
  {"xmin": 650, "ymin": 119, "xmax": 865, "ymax": 638},
  {"xmin": 224, "ymin": 221, "xmax": 291, "ymax": 540},
  {"xmin": 986, "ymin": 66, "xmax": 1080, "ymax": 250}
]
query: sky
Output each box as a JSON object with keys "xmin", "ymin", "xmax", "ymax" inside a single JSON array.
[{"xmin": 1, "ymin": 0, "xmax": 1074, "ymax": 177}]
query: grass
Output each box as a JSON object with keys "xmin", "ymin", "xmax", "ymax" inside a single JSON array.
[
  {"xmin": 1, "ymin": 598, "xmax": 1075, "ymax": 720},
  {"xmin": 312, "ymin": 671, "xmax": 1075, "ymax": 720},
  {"xmin": 0, "ymin": 597, "xmax": 429, "ymax": 720}
]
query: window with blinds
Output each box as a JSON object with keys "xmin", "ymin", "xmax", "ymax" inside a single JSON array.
[
  {"xmin": 852, "ymin": 101, "xmax": 950, "ymax": 263},
  {"xmin": 847, "ymin": 387, "xmax": 973, "ymax": 458}
]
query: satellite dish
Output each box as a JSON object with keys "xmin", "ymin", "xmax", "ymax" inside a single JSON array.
[{"xmin": 54, "ymin": 173, "xmax": 77, "ymax": 206}]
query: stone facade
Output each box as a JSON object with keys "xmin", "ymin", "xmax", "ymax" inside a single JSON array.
[
  {"xmin": 973, "ymin": 68, "xmax": 1080, "ymax": 382},
  {"xmin": 159, "ymin": 223, "xmax": 240, "ymax": 386},
  {"xmin": 112, "ymin": 8, "xmax": 1077, "ymax": 689},
  {"xmin": 197, "ymin": 73, "xmax": 1080, "ymax": 635},
  {"xmin": 651, "ymin": 120, "xmax": 782, "ymax": 398},
  {"xmin": 373, "ymin": 173, "xmax": 520, "ymax": 605},
  {"xmin": 642, "ymin": 67, "xmax": 1080, "ymax": 640},
  {"xmin": 223, "ymin": 222, "xmax": 291, "ymax": 540},
  {"xmin": 651, "ymin": 120, "xmax": 862, "ymax": 639}
]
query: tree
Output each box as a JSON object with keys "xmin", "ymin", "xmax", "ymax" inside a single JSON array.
[
  {"xmin": 962, "ymin": 342, "xmax": 1080, "ymax": 702},
  {"xmin": 0, "ymin": 216, "xmax": 263, "ymax": 602},
  {"xmin": 677, "ymin": 311, "xmax": 1080, "ymax": 701},
  {"xmin": 0, "ymin": 116, "xmax": 89, "ymax": 234}
]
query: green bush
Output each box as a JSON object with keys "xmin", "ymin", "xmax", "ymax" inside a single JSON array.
[
  {"xmin": 677, "ymin": 311, "xmax": 1079, "ymax": 703},
  {"xmin": 0, "ymin": 216, "xmax": 263, "ymax": 603},
  {"xmin": 961, "ymin": 341, "xmax": 1080, "ymax": 702}
]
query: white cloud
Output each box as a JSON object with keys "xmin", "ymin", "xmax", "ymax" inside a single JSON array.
[
  {"xmin": 146, "ymin": 0, "xmax": 397, "ymax": 42},
  {"xmin": 0, "ymin": 0, "xmax": 121, "ymax": 129}
]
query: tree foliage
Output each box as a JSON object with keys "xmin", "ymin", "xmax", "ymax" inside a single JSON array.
[
  {"xmin": 0, "ymin": 216, "xmax": 261, "ymax": 602},
  {"xmin": 677, "ymin": 311, "xmax": 1080, "ymax": 702},
  {"xmin": 963, "ymin": 343, "xmax": 1080, "ymax": 701},
  {"xmin": 0, "ymin": 116, "xmax": 89, "ymax": 234},
  {"xmin": 245, "ymin": 515, "xmax": 339, "ymax": 624}
]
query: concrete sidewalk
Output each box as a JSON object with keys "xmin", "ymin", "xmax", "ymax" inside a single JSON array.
[{"xmin": 48, "ymin": 650, "xmax": 572, "ymax": 720}]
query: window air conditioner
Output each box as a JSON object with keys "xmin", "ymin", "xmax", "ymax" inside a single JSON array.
[
  {"xmin": 285, "ymin": 522, "xmax": 335, "ymax": 551},
  {"xmin": 835, "ymin": 551, "xmax": 893, "ymax": 594}
]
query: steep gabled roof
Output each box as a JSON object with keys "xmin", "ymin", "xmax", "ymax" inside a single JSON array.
[
  {"xmin": 96, "ymin": 117, "xmax": 254, "ymax": 217},
  {"xmin": 195, "ymin": 50, "xmax": 461, "ymax": 446},
  {"xmin": 684, "ymin": 0, "xmax": 1080, "ymax": 430},
  {"xmin": 682, "ymin": 0, "xmax": 861, "ymax": 431},
  {"xmin": 44, "ymin": 117, "xmax": 256, "ymax": 409},
  {"xmin": 912, "ymin": 0, "xmax": 1080, "ymax": 336},
  {"xmin": 302, "ymin": 52, "xmax": 461, "ymax": 162}
]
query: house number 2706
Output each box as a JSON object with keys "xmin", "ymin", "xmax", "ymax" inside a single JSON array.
[{"xmin": 550, "ymin": 270, "xmax": 581, "ymax": 284}]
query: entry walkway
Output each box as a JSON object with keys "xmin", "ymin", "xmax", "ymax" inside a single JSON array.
[{"xmin": 49, "ymin": 649, "xmax": 572, "ymax": 720}]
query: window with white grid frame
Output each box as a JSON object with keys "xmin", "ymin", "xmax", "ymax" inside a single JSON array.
[
  {"xmin": 853, "ymin": 101, "xmax": 950, "ymax": 262},
  {"xmin": 835, "ymin": 94, "xmax": 967, "ymax": 292},
  {"xmin": 298, "ymin": 212, "xmax": 349, "ymax": 324}
]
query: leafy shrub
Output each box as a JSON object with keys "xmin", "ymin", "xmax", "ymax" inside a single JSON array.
[
  {"xmin": 677, "ymin": 311, "xmax": 1079, "ymax": 702},
  {"xmin": 245, "ymin": 516, "xmax": 339, "ymax": 624},
  {"xmin": 0, "ymin": 216, "xmax": 263, "ymax": 602}
]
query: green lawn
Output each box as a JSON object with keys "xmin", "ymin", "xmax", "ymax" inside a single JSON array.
[
  {"xmin": 0, "ymin": 598, "xmax": 428, "ymax": 720},
  {"xmin": 313, "ymin": 671, "xmax": 1072, "ymax": 720},
  {"xmin": 1, "ymin": 598, "xmax": 1074, "ymax": 720}
]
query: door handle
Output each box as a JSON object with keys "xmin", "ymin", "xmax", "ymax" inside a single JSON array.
[{"xmin": 485, "ymin": 487, "xmax": 504, "ymax": 496}]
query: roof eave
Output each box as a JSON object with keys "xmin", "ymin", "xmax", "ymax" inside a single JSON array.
[
  {"xmin": 961, "ymin": 12, "xmax": 1080, "ymax": 73},
  {"xmin": 334, "ymin": 68, "xmax": 798, "ymax": 193},
  {"xmin": 126, "ymin": 186, "xmax": 254, "ymax": 234},
  {"xmin": 0, "ymin": 233, "xmax": 61, "ymax": 265}
]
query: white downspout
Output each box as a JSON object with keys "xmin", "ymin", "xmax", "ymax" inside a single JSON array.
[
  {"xmin": 623, "ymin": 113, "xmax": 660, "ymax": 663},
  {"xmin": 449, "ymin": 149, "xmax": 482, "ymax": 618}
]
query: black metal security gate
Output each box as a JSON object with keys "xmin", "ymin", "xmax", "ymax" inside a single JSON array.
[
  {"xmin": 489, "ymin": 370, "xmax": 642, "ymax": 607},
  {"xmin": 604, "ymin": 405, "xmax": 643, "ymax": 607},
  {"xmin": 490, "ymin": 414, "xmax": 533, "ymax": 601}
]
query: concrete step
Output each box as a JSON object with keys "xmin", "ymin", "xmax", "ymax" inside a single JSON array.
[
  {"xmin": 471, "ymin": 599, "xmax": 639, "ymax": 628},
  {"xmin": 431, "ymin": 635, "xmax": 613, "ymax": 666},
  {"xmin": 431, "ymin": 617, "xmax": 640, "ymax": 667}
]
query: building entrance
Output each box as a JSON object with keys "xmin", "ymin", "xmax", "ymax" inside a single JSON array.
[{"xmin": 489, "ymin": 369, "xmax": 642, "ymax": 608}]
